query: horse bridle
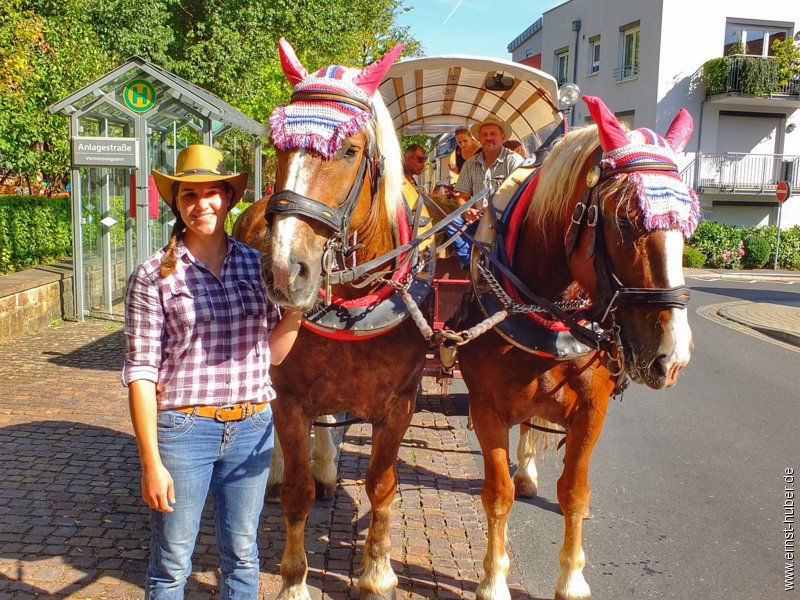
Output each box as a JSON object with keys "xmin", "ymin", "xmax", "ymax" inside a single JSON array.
[
  {"xmin": 265, "ymin": 90, "xmax": 380, "ymax": 288},
  {"xmin": 563, "ymin": 150, "xmax": 691, "ymax": 326}
]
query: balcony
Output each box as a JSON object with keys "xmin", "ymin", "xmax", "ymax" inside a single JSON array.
[
  {"xmin": 703, "ymin": 55, "xmax": 800, "ymax": 101},
  {"xmin": 682, "ymin": 153, "xmax": 800, "ymax": 194}
]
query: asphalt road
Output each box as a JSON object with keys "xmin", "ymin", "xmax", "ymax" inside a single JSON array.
[{"xmin": 455, "ymin": 276, "xmax": 800, "ymax": 600}]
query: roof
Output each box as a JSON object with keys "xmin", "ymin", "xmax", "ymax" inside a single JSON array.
[
  {"xmin": 379, "ymin": 55, "xmax": 562, "ymax": 146},
  {"xmin": 507, "ymin": 17, "xmax": 543, "ymax": 52},
  {"xmin": 49, "ymin": 56, "xmax": 266, "ymax": 137}
]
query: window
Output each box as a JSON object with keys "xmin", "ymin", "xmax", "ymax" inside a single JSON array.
[
  {"xmin": 724, "ymin": 21, "xmax": 790, "ymax": 56},
  {"xmin": 588, "ymin": 37, "xmax": 600, "ymax": 75},
  {"xmin": 622, "ymin": 28, "xmax": 639, "ymax": 78},
  {"xmin": 555, "ymin": 48, "xmax": 569, "ymax": 85},
  {"xmin": 617, "ymin": 23, "xmax": 639, "ymax": 81}
]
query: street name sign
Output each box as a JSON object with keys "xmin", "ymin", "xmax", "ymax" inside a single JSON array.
[{"xmin": 72, "ymin": 137, "xmax": 139, "ymax": 168}]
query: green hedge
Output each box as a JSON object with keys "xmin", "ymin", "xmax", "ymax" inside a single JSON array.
[
  {"xmin": 687, "ymin": 221, "xmax": 800, "ymax": 270},
  {"xmin": 0, "ymin": 195, "xmax": 72, "ymax": 274}
]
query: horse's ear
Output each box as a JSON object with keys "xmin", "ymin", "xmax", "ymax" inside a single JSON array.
[
  {"xmin": 353, "ymin": 44, "xmax": 404, "ymax": 97},
  {"xmin": 582, "ymin": 95, "xmax": 629, "ymax": 152},
  {"xmin": 278, "ymin": 37, "xmax": 308, "ymax": 88},
  {"xmin": 664, "ymin": 108, "xmax": 693, "ymax": 153}
]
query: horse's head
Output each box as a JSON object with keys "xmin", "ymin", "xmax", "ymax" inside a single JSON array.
[
  {"xmin": 530, "ymin": 96, "xmax": 699, "ymax": 389},
  {"xmin": 263, "ymin": 38, "xmax": 404, "ymax": 310}
]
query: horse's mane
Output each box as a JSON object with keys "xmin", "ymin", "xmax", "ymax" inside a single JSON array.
[
  {"xmin": 527, "ymin": 124, "xmax": 600, "ymax": 240},
  {"xmin": 370, "ymin": 92, "xmax": 402, "ymax": 235}
]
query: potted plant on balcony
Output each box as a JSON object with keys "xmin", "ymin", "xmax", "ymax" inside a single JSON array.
[{"xmin": 772, "ymin": 38, "xmax": 800, "ymax": 94}]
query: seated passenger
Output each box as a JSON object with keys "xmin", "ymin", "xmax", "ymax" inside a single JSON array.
[
  {"xmin": 445, "ymin": 116, "xmax": 523, "ymax": 269},
  {"xmin": 503, "ymin": 139, "xmax": 527, "ymax": 159},
  {"xmin": 452, "ymin": 126, "xmax": 481, "ymax": 175}
]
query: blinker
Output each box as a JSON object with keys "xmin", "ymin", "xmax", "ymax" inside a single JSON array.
[{"xmin": 586, "ymin": 166, "xmax": 601, "ymax": 188}]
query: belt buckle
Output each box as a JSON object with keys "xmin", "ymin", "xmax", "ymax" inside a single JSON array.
[{"xmin": 214, "ymin": 404, "xmax": 246, "ymax": 422}]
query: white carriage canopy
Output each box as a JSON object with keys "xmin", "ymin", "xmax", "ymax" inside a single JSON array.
[{"xmin": 380, "ymin": 55, "xmax": 564, "ymax": 148}]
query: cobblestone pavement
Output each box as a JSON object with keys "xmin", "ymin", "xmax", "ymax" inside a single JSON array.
[{"xmin": 0, "ymin": 320, "xmax": 531, "ymax": 599}]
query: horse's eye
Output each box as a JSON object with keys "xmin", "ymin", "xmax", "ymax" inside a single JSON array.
[{"xmin": 344, "ymin": 146, "xmax": 359, "ymax": 158}]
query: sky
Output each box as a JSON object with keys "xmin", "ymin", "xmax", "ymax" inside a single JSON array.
[{"xmin": 397, "ymin": 0, "xmax": 565, "ymax": 60}]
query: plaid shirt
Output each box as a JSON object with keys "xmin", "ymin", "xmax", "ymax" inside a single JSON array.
[
  {"xmin": 454, "ymin": 146, "xmax": 524, "ymax": 197},
  {"xmin": 122, "ymin": 236, "xmax": 281, "ymax": 411}
]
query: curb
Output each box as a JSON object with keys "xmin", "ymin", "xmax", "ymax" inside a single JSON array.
[{"xmin": 717, "ymin": 305, "xmax": 800, "ymax": 348}]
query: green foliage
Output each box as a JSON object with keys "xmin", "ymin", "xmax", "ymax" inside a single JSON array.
[
  {"xmin": 688, "ymin": 221, "xmax": 744, "ymax": 269},
  {"xmin": 742, "ymin": 233, "xmax": 772, "ymax": 268},
  {"xmin": 738, "ymin": 56, "xmax": 779, "ymax": 96},
  {"xmin": 688, "ymin": 222, "xmax": 800, "ymax": 270},
  {"xmin": 682, "ymin": 245, "xmax": 706, "ymax": 268},
  {"xmin": 0, "ymin": 0, "xmax": 422, "ymax": 187},
  {"xmin": 0, "ymin": 194, "xmax": 72, "ymax": 273},
  {"xmin": 728, "ymin": 36, "xmax": 745, "ymax": 56},
  {"xmin": 702, "ymin": 58, "xmax": 729, "ymax": 94},
  {"xmin": 771, "ymin": 38, "xmax": 800, "ymax": 89}
]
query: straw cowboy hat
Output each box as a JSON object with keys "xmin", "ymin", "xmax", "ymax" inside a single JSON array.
[
  {"xmin": 471, "ymin": 115, "xmax": 512, "ymax": 140},
  {"xmin": 151, "ymin": 144, "xmax": 248, "ymax": 208}
]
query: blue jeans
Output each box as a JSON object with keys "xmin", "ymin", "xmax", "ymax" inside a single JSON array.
[
  {"xmin": 146, "ymin": 405, "xmax": 274, "ymax": 599},
  {"xmin": 444, "ymin": 217, "xmax": 479, "ymax": 269}
]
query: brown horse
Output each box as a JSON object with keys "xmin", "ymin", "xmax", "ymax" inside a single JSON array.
[
  {"xmin": 234, "ymin": 198, "xmax": 339, "ymax": 502},
  {"xmin": 254, "ymin": 39, "xmax": 429, "ymax": 600},
  {"xmin": 456, "ymin": 95, "xmax": 697, "ymax": 600}
]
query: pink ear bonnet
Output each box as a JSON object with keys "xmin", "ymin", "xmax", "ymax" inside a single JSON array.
[
  {"xmin": 269, "ymin": 39, "xmax": 403, "ymax": 159},
  {"xmin": 583, "ymin": 95, "xmax": 700, "ymax": 237}
]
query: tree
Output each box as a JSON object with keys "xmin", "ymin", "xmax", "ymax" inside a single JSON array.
[{"xmin": 0, "ymin": 1, "xmax": 109, "ymax": 187}]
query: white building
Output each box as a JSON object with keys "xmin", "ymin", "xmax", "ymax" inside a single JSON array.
[{"xmin": 508, "ymin": 0, "xmax": 800, "ymax": 228}]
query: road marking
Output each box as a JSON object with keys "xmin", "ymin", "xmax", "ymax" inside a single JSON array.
[{"xmin": 696, "ymin": 302, "xmax": 800, "ymax": 354}]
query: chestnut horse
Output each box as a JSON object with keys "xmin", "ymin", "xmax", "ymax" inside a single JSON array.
[
  {"xmin": 456, "ymin": 95, "xmax": 698, "ymax": 600},
  {"xmin": 256, "ymin": 40, "xmax": 429, "ymax": 600},
  {"xmin": 234, "ymin": 198, "xmax": 339, "ymax": 502}
]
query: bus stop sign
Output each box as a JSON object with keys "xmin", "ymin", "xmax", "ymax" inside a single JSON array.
[{"xmin": 776, "ymin": 180, "xmax": 791, "ymax": 203}]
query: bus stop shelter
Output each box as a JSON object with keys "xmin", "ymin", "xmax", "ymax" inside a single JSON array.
[{"xmin": 49, "ymin": 56, "xmax": 267, "ymax": 321}]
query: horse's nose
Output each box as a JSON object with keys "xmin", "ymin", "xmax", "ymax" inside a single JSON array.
[
  {"xmin": 653, "ymin": 353, "xmax": 686, "ymax": 385},
  {"xmin": 287, "ymin": 257, "xmax": 313, "ymax": 294}
]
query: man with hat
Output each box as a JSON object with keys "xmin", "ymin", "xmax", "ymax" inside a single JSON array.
[
  {"xmin": 123, "ymin": 144, "xmax": 302, "ymax": 598},
  {"xmin": 446, "ymin": 115, "xmax": 524, "ymax": 268}
]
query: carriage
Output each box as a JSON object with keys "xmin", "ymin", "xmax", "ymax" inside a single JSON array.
[
  {"xmin": 237, "ymin": 40, "xmax": 697, "ymax": 600},
  {"xmin": 378, "ymin": 55, "xmax": 574, "ymax": 389}
]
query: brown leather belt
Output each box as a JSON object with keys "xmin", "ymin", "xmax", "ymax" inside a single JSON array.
[{"xmin": 176, "ymin": 402, "xmax": 268, "ymax": 422}]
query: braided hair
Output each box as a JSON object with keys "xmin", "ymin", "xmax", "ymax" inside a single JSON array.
[{"xmin": 159, "ymin": 182, "xmax": 185, "ymax": 278}]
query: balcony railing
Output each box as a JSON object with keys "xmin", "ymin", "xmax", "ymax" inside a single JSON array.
[
  {"xmin": 681, "ymin": 153, "xmax": 800, "ymax": 194},
  {"xmin": 704, "ymin": 55, "xmax": 800, "ymax": 98},
  {"xmin": 613, "ymin": 63, "xmax": 639, "ymax": 81}
]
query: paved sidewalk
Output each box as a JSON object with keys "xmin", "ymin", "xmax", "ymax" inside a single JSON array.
[
  {"xmin": 0, "ymin": 320, "xmax": 529, "ymax": 599},
  {"xmin": 685, "ymin": 267, "xmax": 800, "ymax": 348}
]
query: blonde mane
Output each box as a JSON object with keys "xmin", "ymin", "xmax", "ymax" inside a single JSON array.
[
  {"xmin": 370, "ymin": 93, "xmax": 402, "ymax": 234},
  {"xmin": 527, "ymin": 125, "xmax": 600, "ymax": 239}
]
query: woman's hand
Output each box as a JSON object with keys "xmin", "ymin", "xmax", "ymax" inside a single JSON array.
[{"xmin": 141, "ymin": 462, "xmax": 175, "ymax": 512}]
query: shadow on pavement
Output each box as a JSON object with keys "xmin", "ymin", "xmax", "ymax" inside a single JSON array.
[
  {"xmin": 691, "ymin": 285, "xmax": 800, "ymax": 306},
  {"xmin": 42, "ymin": 330, "xmax": 125, "ymax": 372}
]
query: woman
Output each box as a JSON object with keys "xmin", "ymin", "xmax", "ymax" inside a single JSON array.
[
  {"xmin": 122, "ymin": 144, "xmax": 302, "ymax": 599},
  {"xmin": 452, "ymin": 125, "xmax": 481, "ymax": 174}
]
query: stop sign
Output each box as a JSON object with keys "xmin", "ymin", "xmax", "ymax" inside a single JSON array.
[{"xmin": 776, "ymin": 180, "xmax": 791, "ymax": 202}]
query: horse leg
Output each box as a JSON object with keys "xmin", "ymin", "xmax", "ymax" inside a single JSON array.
[
  {"xmin": 310, "ymin": 416, "xmax": 338, "ymax": 500},
  {"xmin": 267, "ymin": 429, "xmax": 285, "ymax": 501},
  {"xmin": 275, "ymin": 407, "xmax": 315, "ymax": 600},
  {"xmin": 473, "ymin": 405, "xmax": 514, "ymax": 600},
  {"xmin": 513, "ymin": 422, "xmax": 538, "ymax": 498},
  {"xmin": 554, "ymin": 403, "xmax": 608, "ymax": 600},
  {"xmin": 357, "ymin": 414, "xmax": 412, "ymax": 599}
]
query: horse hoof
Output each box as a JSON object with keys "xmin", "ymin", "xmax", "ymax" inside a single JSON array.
[
  {"xmin": 360, "ymin": 590, "xmax": 396, "ymax": 600},
  {"xmin": 514, "ymin": 477, "xmax": 538, "ymax": 498},
  {"xmin": 315, "ymin": 479, "xmax": 336, "ymax": 501},
  {"xmin": 555, "ymin": 594, "xmax": 591, "ymax": 600},
  {"xmin": 266, "ymin": 482, "xmax": 281, "ymax": 502}
]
